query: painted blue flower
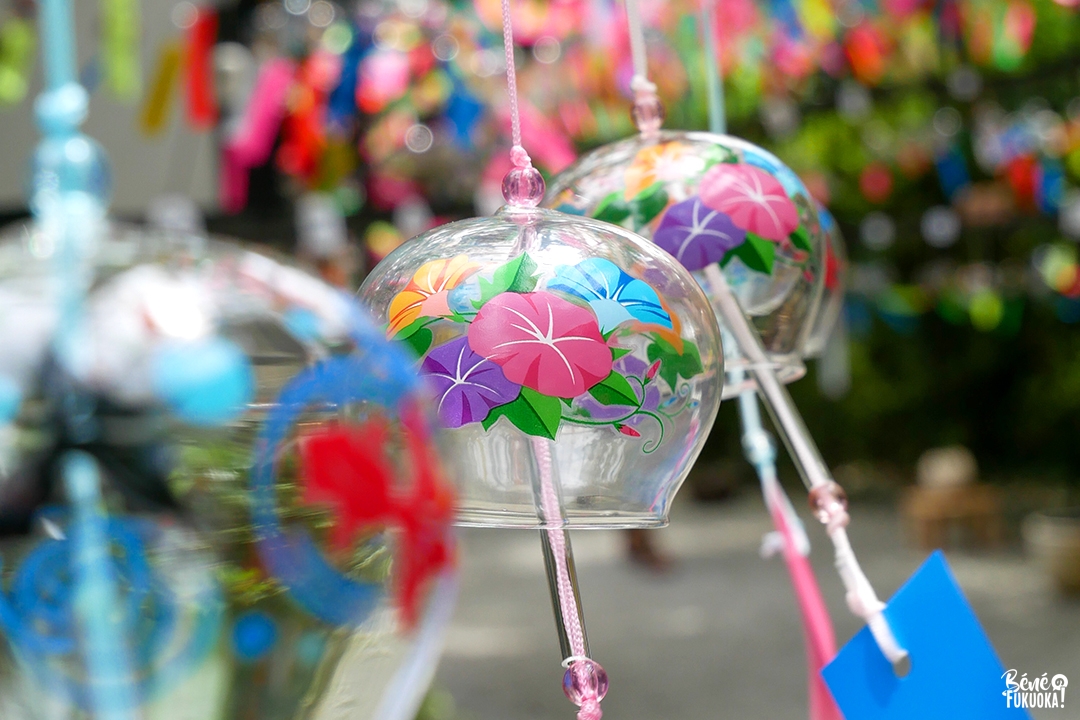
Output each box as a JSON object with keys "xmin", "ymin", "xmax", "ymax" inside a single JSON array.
[
  {"xmin": 548, "ymin": 258, "xmax": 673, "ymax": 332},
  {"xmin": 447, "ymin": 280, "xmax": 482, "ymax": 317}
]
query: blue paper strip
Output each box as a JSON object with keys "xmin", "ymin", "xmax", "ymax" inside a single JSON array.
[{"xmin": 822, "ymin": 551, "xmax": 1034, "ymax": 720}]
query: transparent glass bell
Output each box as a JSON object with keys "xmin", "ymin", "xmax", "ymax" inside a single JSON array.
[
  {"xmin": 0, "ymin": 220, "xmax": 456, "ymax": 720},
  {"xmin": 358, "ymin": 206, "xmax": 724, "ymax": 529},
  {"xmin": 803, "ymin": 205, "xmax": 847, "ymax": 358},
  {"xmin": 546, "ymin": 131, "xmax": 826, "ymax": 397}
]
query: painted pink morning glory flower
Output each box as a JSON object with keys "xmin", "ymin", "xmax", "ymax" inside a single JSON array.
[
  {"xmin": 421, "ymin": 336, "xmax": 521, "ymax": 428},
  {"xmin": 653, "ymin": 197, "xmax": 746, "ymax": 271},
  {"xmin": 698, "ymin": 163, "xmax": 799, "ymax": 241},
  {"xmin": 468, "ymin": 291, "xmax": 613, "ymax": 398}
]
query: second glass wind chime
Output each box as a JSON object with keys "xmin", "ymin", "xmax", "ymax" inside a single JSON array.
[
  {"xmin": 544, "ymin": 0, "xmax": 907, "ymax": 715},
  {"xmin": 360, "ymin": 0, "xmax": 727, "ymax": 716}
]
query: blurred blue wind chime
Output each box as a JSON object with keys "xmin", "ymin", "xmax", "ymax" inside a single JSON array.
[{"xmin": 0, "ymin": 0, "xmax": 219, "ymax": 715}]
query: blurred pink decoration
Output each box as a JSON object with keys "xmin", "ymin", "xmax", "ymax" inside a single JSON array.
[
  {"xmin": 219, "ymin": 57, "xmax": 295, "ymax": 213},
  {"xmin": 497, "ymin": 101, "xmax": 577, "ymax": 173}
]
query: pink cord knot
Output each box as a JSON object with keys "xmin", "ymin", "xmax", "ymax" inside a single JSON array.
[
  {"xmin": 577, "ymin": 696, "xmax": 603, "ymax": 720},
  {"xmin": 510, "ymin": 144, "xmax": 532, "ymax": 169},
  {"xmin": 629, "ymin": 76, "xmax": 664, "ymax": 135}
]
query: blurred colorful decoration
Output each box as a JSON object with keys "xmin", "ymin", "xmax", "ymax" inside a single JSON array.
[
  {"xmin": 0, "ymin": 13, "xmax": 35, "ymax": 105},
  {"xmin": 101, "ymin": 0, "xmax": 140, "ymax": 98},
  {"xmin": 183, "ymin": 4, "xmax": 217, "ymax": 129}
]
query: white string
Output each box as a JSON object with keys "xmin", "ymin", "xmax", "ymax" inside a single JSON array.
[
  {"xmin": 623, "ymin": 0, "xmax": 655, "ymax": 93},
  {"xmin": 704, "ymin": 264, "xmax": 907, "ymax": 667}
]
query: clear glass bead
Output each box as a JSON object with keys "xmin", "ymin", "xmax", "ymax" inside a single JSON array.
[
  {"xmin": 563, "ymin": 658, "xmax": 609, "ymax": 705},
  {"xmin": 501, "ymin": 165, "xmax": 546, "ymax": 207},
  {"xmin": 631, "ymin": 95, "xmax": 665, "ymax": 134},
  {"xmin": 808, "ymin": 481, "xmax": 848, "ymax": 525}
]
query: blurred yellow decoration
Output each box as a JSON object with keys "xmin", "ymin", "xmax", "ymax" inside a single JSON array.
[
  {"xmin": 366, "ymin": 220, "xmax": 404, "ymax": 259},
  {"xmin": 898, "ymin": 15, "xmax": 941, "ymax": 80},
  {"xmin": 798, "ymin": 0, "xmax": 836, "ymax": 42},
  {"xmin": 969, "ymin": 289, "xmax": 1004, "ymax": 331},
  {"xmin": 413, "ymin": 70, "xmax": 451, "ymax": 115},
  {"xmin": 0, "ymin": 18, "xmax": 34, "ymax": 105},
  {"xmin": 139, "ymin": 42, "xmax": 182, "ymax": 135},
  {"xmin": 102, "ymin": 0, "xmax": 141, "ymax": 99}
]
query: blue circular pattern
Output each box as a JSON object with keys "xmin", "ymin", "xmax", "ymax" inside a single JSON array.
[
  {"xmin": 250, "ymin": 297, "xmax": 420, "ymax": 627},
  {"xmin": 232, "ymin": 611, "xmax": 278, "ymax": 662},
  {"xmin": 0, "ymin": 517, "xmax": 222, "ymax": 711}
]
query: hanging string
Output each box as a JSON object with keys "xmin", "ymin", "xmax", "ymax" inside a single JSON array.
[
  {"xmin": 623, "ymin": 0, "xmax": 662, "ymax": 134},
  {"xmin": 624, "ymin": 0, "xmax": 650, "ymax": 90},
  {"xmin": 500, "ymin": 0, "xmax": 530, "ymax": 169},
  {"xmin": 700, "ymin": 0, "xmax": 727, "ymax": 135},
  {"xmin": 498, "ymin": 0, "xmax": 544, "ymax": 207},
  {"xmin": 533, "ymin": 438, "xmax": 606, "ymax": 720},
  {"xmin": 703, "ymin": 264, "xmax": 908, "ymax": 669}
]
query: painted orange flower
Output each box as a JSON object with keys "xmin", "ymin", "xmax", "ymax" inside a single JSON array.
[
  {"xmin": 389, "ymin": 255, "xmax": 479, "ymax": 334},
  {"xmin": 623, "ymin": 142, "xmax": 706, "ymax": 199}
]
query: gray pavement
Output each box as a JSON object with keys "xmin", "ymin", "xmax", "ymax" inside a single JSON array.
[{"xmin": 434, "ymin": 495, "xmax": 1080, "ymax": 720}]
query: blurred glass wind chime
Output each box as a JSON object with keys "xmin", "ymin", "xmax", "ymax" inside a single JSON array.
[{"xmin": 0, "ymin": 1, "xmax": 461, "ymax": 718}]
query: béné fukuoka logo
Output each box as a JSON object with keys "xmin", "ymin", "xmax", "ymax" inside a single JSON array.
[{"xmin": 1002, "ymin": 669, "xmax": 1068, "ymax": 710}]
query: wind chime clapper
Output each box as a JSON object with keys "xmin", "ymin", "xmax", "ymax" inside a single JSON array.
[
  {"xmin": 30, "ymin": 0, "xmax": 138, "ymax": 717},
  {"xmin": 498, "ymin": 82, "xmax": 611, "ymax": 715},
  {"xmin": 705, "ymin": 265, "xmax": 910, "ymax": 673}
]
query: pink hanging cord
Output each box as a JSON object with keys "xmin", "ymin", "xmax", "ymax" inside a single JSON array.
[
  {"xmin": 500, "ymin": 0, "xmax": 531, "ymax": 170},
  {"xmin": 763, "ymin": 478, "xmax": 843, "ymax": 720},
  {"xmin": 533, "ymin": 439, "xmax": 605, "ymax": 720}
]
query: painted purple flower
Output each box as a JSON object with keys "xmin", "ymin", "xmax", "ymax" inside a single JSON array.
[
  {"xmin": 421, "ymin": 336, "xmax": 521, "ymax": 428},
  {"xmin": 577, "ymin": 355, "xmax": 660, "ymax": 425},
  {"xmin": 653, "ymin": 197, "xmax": 746, "ymax": 271}
]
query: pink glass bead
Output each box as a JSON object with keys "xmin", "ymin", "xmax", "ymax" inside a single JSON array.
[
  {"xmin": 502, "ymin": 166, "xmax": 545, "ymax": 207},
  {"xmin": 807, "ymin": 481, "xmax": 848, "ymax": 525},
  {"xmin": 562, "ymin": 658, "xmax": 609, "ymax": 706},
  {"xmin": 631, "ymin": 95, "xmax": 665, "ymax": 135}
]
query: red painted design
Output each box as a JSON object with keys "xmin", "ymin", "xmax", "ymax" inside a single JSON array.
[{"xmin": 299, "ymin": 402, "xmax": 455, "ymax": 627}]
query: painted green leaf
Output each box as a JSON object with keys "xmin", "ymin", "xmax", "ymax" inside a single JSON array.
[
  {"xmin": 632, "ymin": 182, "xmax": 669, "ymax": 229},
  {"xmin": 611, "ymin": 346, "xmax": 632, "ymax": 361},
  {"xmin": 594, "ymin": 191, "xmax": 632, "ymax": 225},
  {"xmin": 646, "ymin": 336, "xmax": 704, "ymax": 388},
  {"xmin": 402, "ymin": 327, "xmax": 433, "ymax": 358},
  {"xmin": 478, "ymin": 253, "xmax": 539, "ymax": 305},
  {"xmin": 481, "ymin": 387, "xmax": 562, "ymax": 439},
  {"xmin": 722, "ymin": 233, "xmax": 776, "ymax": 275},
  {"xmin": 395, "ymin": 317, "xmax": 430, "ymax": 340},
  {"xmin": 789, "ymin": 226, "xmax": 813, "ymax": 253},
  {"xmin": 588, "ymin": 371, "xmax": 638, "ymax": 406},
  {"xmin": 701, "ymin": 144, "xmax": 736, "ymax": 170}
]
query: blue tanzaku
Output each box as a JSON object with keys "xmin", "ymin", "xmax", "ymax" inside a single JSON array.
[{"xmin": 822, "ymin": 550, "xmax": 1033, "ymax": 720}]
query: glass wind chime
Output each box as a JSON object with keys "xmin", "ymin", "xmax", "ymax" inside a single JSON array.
[
  {"xmin": 359, "ymin": 0, "xmax": 725, "ymax": 716},
  {"xmin": 0, "ymin": 2, "xmax": 458, "ymax": 718},
  {"xmin": 543, "ymin": 0, "xmax": 909, "ymax": 710}
]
